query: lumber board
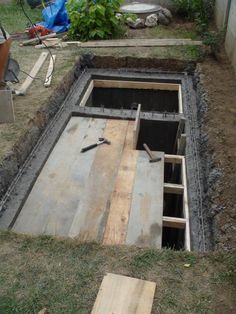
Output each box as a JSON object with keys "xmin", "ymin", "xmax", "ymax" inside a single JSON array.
[
  {"xmin": 103, "ymin": 121, "xmax": 138, "ymax": 245},
  {"xmin": 16, "ymin": 52, "xmax": 48, "ymax": 95},
  {"xmin": 91, "ymin": 273, "xmax": 156, "ymax": 314},
  {"xmin": 0, "ymin": 90, "xmax": 15, "ymax": 123},
  {"xmin": 94, "ymin": 79, "xmax": 180, "ymax": 91},
  {"xmin": 13, "ymin": 117, "xmax": 105, "ymax": 236},
  {"xmin": 163, "ymin": 216, "xmax": 186, "ymax": 229},
  {"xmin": 68, "ymin": 120, "xmax": 128, "ymax": 240},
  {"xmin": 164, "ymin": 183, "xmax": 184, "ymax": 195},
  {"xmin": 126, "ymin": 151, "xmax": 164, "ymax": 248},
  {"xmin": 164, "ymin": 154, "xmax": 183, "ymax": 164},
  {"xmin": 20, "ymin": 32, "xmax": 57, "ymax": 46},
  {"xmin": 178, "ymin": 85, "xmax": 183, "ymax": 114},
  {"xmin": 79, "ymin": 80, "xmax": 94, "ymax": 107},
  {"xmin": 182, "ymin": 157, "xmax": 191, "ymax": 250},
  {"xmin": 79, "ymin": 38, "xmax": 202, "ymax": 48},
  {"xmin": 177, "ymin": 134, "xmax": 186, "ymax": 155},
  {"xmin": 44, "ymin": 54, "xmax": 56, "ymax": 87},
  {"xmin": 133, "ymin": 103, "xmax": 141, "ymax": 149}
]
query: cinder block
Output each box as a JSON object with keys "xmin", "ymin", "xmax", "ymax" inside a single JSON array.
[{"xmin": 0, "ymin": 90, "xmax": 15, "ymax": 124}]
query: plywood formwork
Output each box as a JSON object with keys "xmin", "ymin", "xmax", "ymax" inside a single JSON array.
[{"xmin": 13, "ymin": 116, "xmax": 165, "ymax": 248}]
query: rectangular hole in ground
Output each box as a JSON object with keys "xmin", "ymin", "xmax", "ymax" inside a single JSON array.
[
  {"xmin": 162, "ymin": 227, "xmax": 185, "ymax": 250},
  {"xmin": 163, "ymin": 193, "xmax": 184, "ymax": 218},
  {"xmin": 136, "ymin": 120, "xmax": 178, "ymax": 154},
  {"xmin": 89, "ymin": 87, "xmax": 179, "ymax": 112}
]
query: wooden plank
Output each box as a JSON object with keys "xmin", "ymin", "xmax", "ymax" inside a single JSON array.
[
  {"xmin": 177, "ymin": 134, "xmax": 186, "ymax": 155},
  {"xmin": 16, "ymin": 52, "xmax": 48, "ymax": 95},
  {"xmin": 182, "ymin": 157, "xmax": 191, "ymax": 251},
  {"xmin": 133, "ymin": 103, "xmax": 141, "ymax": 149},
  {"xmin": 68, "ymin": 120, "xmax": 128, "ymax": 240},
  {"xmin": 79, "ymin": 38, "xmax": 202, "ymax": 48},
  {"xmin": 103, "ymin": 121, "xmax": 138, "ymax": 245},
  {"xmin": 91, "ymin": 273, "xmax": 156, "ymax": 314},
  {"xmin": 164, "ymin": 183, "xmax": 184, "ymax": 195},
  {"xmin": 164, "ymin": 154, "xmax": 183, "ymax": 164},
  {"xmin": 0, "ymin": 90, "xmax": 15, "ymax": 123},
  {"xmin": 79, "ymin": 80, "xmax": 94, "ymax": 107},
  {"xmin": 178, "ymin": 85, "xmax": 183, "ymax": 114},
  {"xmin": 13, "ymin": 117, "xmax": 106, "ymax": 236},
  {"xmin": 94, "ymin": 79, "xmax": 180, "ymax": 91},
  {"xmin": 163, "ymin": 216, "xmax": 186, "ymax": 229},
  {"xmin": 44, "ymin": 54, "xmax": 56, "ymax": 87},
  {"xmin": 126, "ymin": 151, "xmax": 164, "ymax": 248},
  {"xmin": 20, "ymin": 33, "xmax": 57, "ymax": 46}
]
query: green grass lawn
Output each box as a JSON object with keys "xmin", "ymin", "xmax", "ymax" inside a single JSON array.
[
  {"xmin": 0, "ymin": 3, "xmax": 42, "ymax": 33},
  {"xmin": 0, "ymin": 232, "xmax": 235, "ymax": 314}
]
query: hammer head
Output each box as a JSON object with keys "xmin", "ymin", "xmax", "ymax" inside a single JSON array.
[{"xmin": 98, "ymin": 137, "xmax": 111, "ymax": 145}]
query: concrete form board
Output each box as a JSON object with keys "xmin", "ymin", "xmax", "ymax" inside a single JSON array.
[
  {"xmin": 13, "ymin": 117, "xmax": 106, "ymax": 235},
  {"xmin": 0, "ymin": 90, "xmax": 14, "ymax": 124},
  {"xmin": 126, "ymin": 151, "xmax": 164, "ymax": 248}
]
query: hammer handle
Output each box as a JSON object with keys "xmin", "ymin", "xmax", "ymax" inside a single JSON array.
[{"xmin": 81, "ymin": 143, "xmax": 98, "ymax": 153}]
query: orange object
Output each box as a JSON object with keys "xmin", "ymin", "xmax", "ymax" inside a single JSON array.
[{"xmin": 28, "ymin": 25, "xmax": 52, "ymax": 39}]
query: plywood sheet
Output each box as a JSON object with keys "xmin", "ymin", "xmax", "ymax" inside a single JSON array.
[
  {"xmin": 0, "ymin": 90, "xmax": 14, "ymax": 123},
  {"xmin": 13, "ymin": 117, "xmax": 106, "ymax": 236},
  {"xmin": 68, "ymin": 120, "xmax": 128, "ymax": 240},
  {"xmin": 91, "ymin": 273, "xmax": 156, "ymax": 314},
  {"xmin": 126, "ymin": 151, "xmax": 164, "ymax": 248},
  {"xmin": 103, "ymin": 121, "xmax": 138, "ymax": 245}
]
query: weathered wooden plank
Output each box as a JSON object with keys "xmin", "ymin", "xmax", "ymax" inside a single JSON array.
[
  {"xmin": 94, "ymin": 79, "xmax": 180, "ymax": 91},
  {"xmin": 79, "ymin": 38, "xmax": 202, "ymax": 48},
  {"xmin": 16, "ymin": 52, "xmax": 48, "ymax": 95},
  {"xmin": 126, "ymin": 151, "xmax": 164, "ymax": 248},
  {"xmin": 91, "ymin": 273, "xmax": 156, "ymax": 314},
  {"xmin": 133, "ymin": 103, "xmax": 141, "ymax": 149},
  {"xmin": 163, "ymin": 216, "xmax": 186, "ymax": 229},
  {"xmin": 79, "ymin": 80, "xmax": 94, "ymax": 107},
  {"xmin": 164, "ymin": 154, "xmax": 183, "ymax": 164},
  {"xmin": 164, "ymin": 183, "xmax": 184, "ymax": 195},
  {"xmin": 44, "ymin": 54, "xmax": 56, "ymax": 87},
  {"xmin": 13, "ymin": 117, "xmax": 106, "ymax": 236},
  {"xmin": 68, "ymin": 119, "xmax": 128, "ymax": 240},
  {"xmin": 0, "ymin": 90, "xmax": 15, "ymax": 123},
  {"xmin": 103, "ymin": 121, "xmax": 138, "ymax": 245},
  {"xmin": 182, "ymin": 157, "xmax": 191, "ymax": 251}
]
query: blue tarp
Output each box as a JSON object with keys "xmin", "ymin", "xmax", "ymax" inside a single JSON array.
[{"xmin": 38, "ymin": 0, "xmax": 69, "ymax": 33}]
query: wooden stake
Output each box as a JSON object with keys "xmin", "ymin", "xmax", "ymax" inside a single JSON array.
[
  {"xmin": 133, "ymin": 104, "xmax": 141, "ymax": 149},
  {"xmin": 44, "ymin": 55, "xmax": 56, "ymax": 87},
  {"xmin": 16, "ymin": 52, "xmax": 49, "ymax": 95}
]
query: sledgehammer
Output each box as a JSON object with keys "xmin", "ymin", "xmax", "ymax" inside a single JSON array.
[{"xmin": 143, "ymin": 143, "xmax": 161, "ymax": 163}]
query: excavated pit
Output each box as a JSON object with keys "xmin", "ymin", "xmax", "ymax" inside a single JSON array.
[{"xmin": 0, "ymin": 56, "xmax": 213, "ymax": 252}]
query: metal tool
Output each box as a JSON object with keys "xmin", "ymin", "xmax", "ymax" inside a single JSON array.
[
  {"xmin": 143, "ymin": 143, "xmax": 161, "ymax": 163},
  {"xmin": 81, "ymin": 137, "xmax": 111, "ymax": 153}
]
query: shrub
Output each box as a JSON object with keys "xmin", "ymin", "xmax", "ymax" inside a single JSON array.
[
  {"xmin": 66, "ymin": 0, "xmax": 123, "ymax": 41},
  {"xmin": 173, "ymin": 0, "xmax": 215, "ymax": 31}
]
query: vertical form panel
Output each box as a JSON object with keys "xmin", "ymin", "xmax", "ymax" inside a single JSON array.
[{"xmin": 126, "ymin": 151, "xmax": 164, "ymax": 248}]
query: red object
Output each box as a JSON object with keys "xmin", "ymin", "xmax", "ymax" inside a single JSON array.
[{"xmin": 28, "ymin": 25, "xmax": 52, "ymax": 38}]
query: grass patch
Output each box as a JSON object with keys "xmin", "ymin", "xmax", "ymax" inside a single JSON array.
[
  {"xmin": 0, "ymin": 3, "xmax": 42, "ymax": 33},
  {"xmin": 0, "ymin": 231, "xmax": 235, "ymax": 314}
]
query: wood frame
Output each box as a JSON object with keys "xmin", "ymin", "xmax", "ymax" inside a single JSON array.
[
  {"xmin": 79, "ymin": 79, "xmax": 183, "ymax": 113},
  {"xmin": 163, "ymin": 155, "xmax": 190, "ymax": 251}
]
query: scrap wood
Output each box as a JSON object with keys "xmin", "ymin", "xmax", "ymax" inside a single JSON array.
[
  {"xmin": 76, "ymin": 38, "xmax": 203, "ymax": 48},
  {"xmin": 91, "ymin": 273, "xmax": 156, "ymax": 314},
  {"xmin": 20, "ymin": 33, "xmax": 57, "ymax": 46},
  {"xmin": 44, "ymin": 54, "xmax": 56, "ymax": 87},
  {"xmin": 16, "ymin": 52, "xmax": 49, "ymax": 96}
]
